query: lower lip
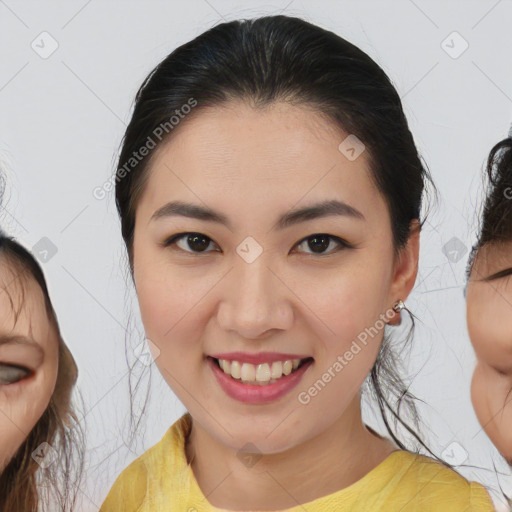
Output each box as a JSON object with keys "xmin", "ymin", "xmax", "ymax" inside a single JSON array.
[{"xmin": 207, "ymin": 356, "xmax": 313, "ymax": 404}]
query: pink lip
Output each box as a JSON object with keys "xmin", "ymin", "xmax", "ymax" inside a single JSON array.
[
  {"xmin": 207, "ymin": 356, "xmax": 314, "ymax": 404},
  {"xmin": 209, "ymin": 351, "xmax": 311, "ymax": 365}
]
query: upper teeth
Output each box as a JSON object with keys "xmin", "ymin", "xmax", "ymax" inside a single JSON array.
[{"xmin": 218, "ymin": 358, "xmax": 302, "ymax": 384}]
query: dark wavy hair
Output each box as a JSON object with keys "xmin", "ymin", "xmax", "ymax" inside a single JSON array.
[
  {"xmin": 0, "ymin": 233, "xmax": 85, "ymax": 512},
  {"xmin": 113, "ymin": 14, "xmax": 448, "ymax": 462},
  {"xmin": 466, "ymin": 132, "xmax": 512, "ymax": 281}
]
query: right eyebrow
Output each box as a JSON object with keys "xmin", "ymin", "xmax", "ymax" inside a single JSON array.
[{"xmin": 0, "ymin": 334, "xmax": 44, "ymax": 355}]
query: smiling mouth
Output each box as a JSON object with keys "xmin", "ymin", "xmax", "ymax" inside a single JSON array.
[{"xmin": 208, "ymin": 356, "xmax": 314, "ymax": 386}]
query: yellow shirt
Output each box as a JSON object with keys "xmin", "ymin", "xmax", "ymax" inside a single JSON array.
[{"xmin": 100, "ymin": 413, "xmax": 496, "ymax": 511}]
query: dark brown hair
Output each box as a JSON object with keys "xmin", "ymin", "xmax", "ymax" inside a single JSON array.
[
  {"xmin": 0, "ymin": 233, "xmax": 84, "ymax": 512},
  {"xmin": 466, "ymin": 133, "xmax": 512, "ymax": 280}
]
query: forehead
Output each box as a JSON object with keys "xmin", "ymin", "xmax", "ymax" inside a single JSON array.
[
  {"xmin": 138, "ymin": 101, "xmax": 384, "ymax": 226},
  {"xmin": 0, "ymin": 257, "xmax": 53, "ymax": 341}
]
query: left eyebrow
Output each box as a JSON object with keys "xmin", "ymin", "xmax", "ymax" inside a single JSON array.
[
  {"xmin": 483, "ymin": 267, "xmax": 512, "ymax": 281},
  {"xmin": 150, "ymin": 199, "xmax": 366, "ymax": 231}
]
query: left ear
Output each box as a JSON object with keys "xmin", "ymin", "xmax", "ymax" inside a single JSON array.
[{"xmin": 386, "ymin": 219, "xmax": 420, "ymax": 325}]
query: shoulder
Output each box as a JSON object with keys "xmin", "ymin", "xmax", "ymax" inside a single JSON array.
[
  {"xmin": 99, "ymin": 413, "xmax": 191, "ymax": 512},
  {"xmin": 99, "ymin": 455, "xmax": 149, "ymax": 512},
  {"xmin": 386, "ymin": 451, "xmax": 495, "ymax": 511}
]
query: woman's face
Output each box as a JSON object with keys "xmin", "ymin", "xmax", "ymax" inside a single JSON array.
[
  {"xmin": 466, "ymin": 241, "xmax": 512, "ymax": 461},
  {"xmin": 132, "ymin": 100, "xmax": 418, "ymax": 453},
  {"xmin": 0, "ymin": 259, "xmax": 59, "ymax": 471}
]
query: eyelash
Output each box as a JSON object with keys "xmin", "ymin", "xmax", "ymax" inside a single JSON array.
[
  {"xmin": 0, "ymin": 363, "xmax": 32, "ymax": 386},
  {"xmin": 161, "ymin": 232, "xmax": 353, "ymax": 256}
]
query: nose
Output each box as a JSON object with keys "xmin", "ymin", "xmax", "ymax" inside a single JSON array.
[{"xmin": 217, "ymin": 255, "xmax": 293, "ymax": 340}]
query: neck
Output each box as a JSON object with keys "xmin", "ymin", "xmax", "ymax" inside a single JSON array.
[{"xmin": 185, "ymin": 396, "xmax": 397, "ymax": 511}]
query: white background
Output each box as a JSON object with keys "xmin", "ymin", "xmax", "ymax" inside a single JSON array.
[{"xmin": 1, "ymin": 1, "xmax": 512, "ymax": 510}]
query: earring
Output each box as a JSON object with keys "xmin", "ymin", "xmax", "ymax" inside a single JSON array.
[
  {"xmin": 389, "ymin": 299, "xmax": 405, "ymax": 326},
  {"xmin": 393, "ymin": 299, "xmax": 405, "ymax": 312}
]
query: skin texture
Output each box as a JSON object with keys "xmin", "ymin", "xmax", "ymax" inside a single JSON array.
[
  {"xmin": 466, "ymin": 241, "xmax": 512, "ymax": 464},
  {"xmin": 132, "ymin": 100, "xmax": 420, "ymax": 510},
  {"xmin": 0, "ymin": 258, "xmax": 59, "ymax": 471}
]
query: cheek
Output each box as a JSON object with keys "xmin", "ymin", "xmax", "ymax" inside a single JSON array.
[
  {"xmin": 136, "ymin": 270, "xmax": 205, "ymax": 341},
  {"xmin": 133, "ymin": 239, "xmax": 203, "ymax": 337},
  {"xmin": 134, "ymin": 264, "xmax": 212, "ymax": 380},
  {"xmin": 467, "ymin": 286, "xmax": 512, "ymax": 370},
  {"xmin": 0, "ymin": 380, "xmax": 53, "ymax": 470},
  {"xmin": 0, "ymin": 414, "xmax": 27, "ymax": 470},
  {"xmin": 315, "ymin": 264, "xmax": 389, "ymax": 345},
  {"xmin": 137, "ymin": 280, "xmax": 175, "ymax": 338},
  {"xmin": 305, "ymin": 263, "xmax": 390, "ymax": 396}
]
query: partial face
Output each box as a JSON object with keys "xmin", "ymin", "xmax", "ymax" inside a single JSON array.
[
  {"xmin": 466, "ymin": 241, "xmax": 512, "ymax": 462},
  {"xmin": 0, "ymin": 258, "xmax": 59, "ymax": 471},
  {"xmin": 132, "ymin": 101, "xmax": 417, "ymax": 454}
]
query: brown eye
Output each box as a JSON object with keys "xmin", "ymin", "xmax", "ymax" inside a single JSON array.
[
  {"xmin": 295, "ymin": 234, "xmax": 351, "ymax": 255},
  {"xmin": 0, "ymin": 363, "xmax": 31, "ymax": 385},
  {"xmin": 162, "ymin": 232, "xmax": 352, "ymax": 256},
  {"xmin": 163, "ymin": 232, "xmax": 218, "ymax": 254}
]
